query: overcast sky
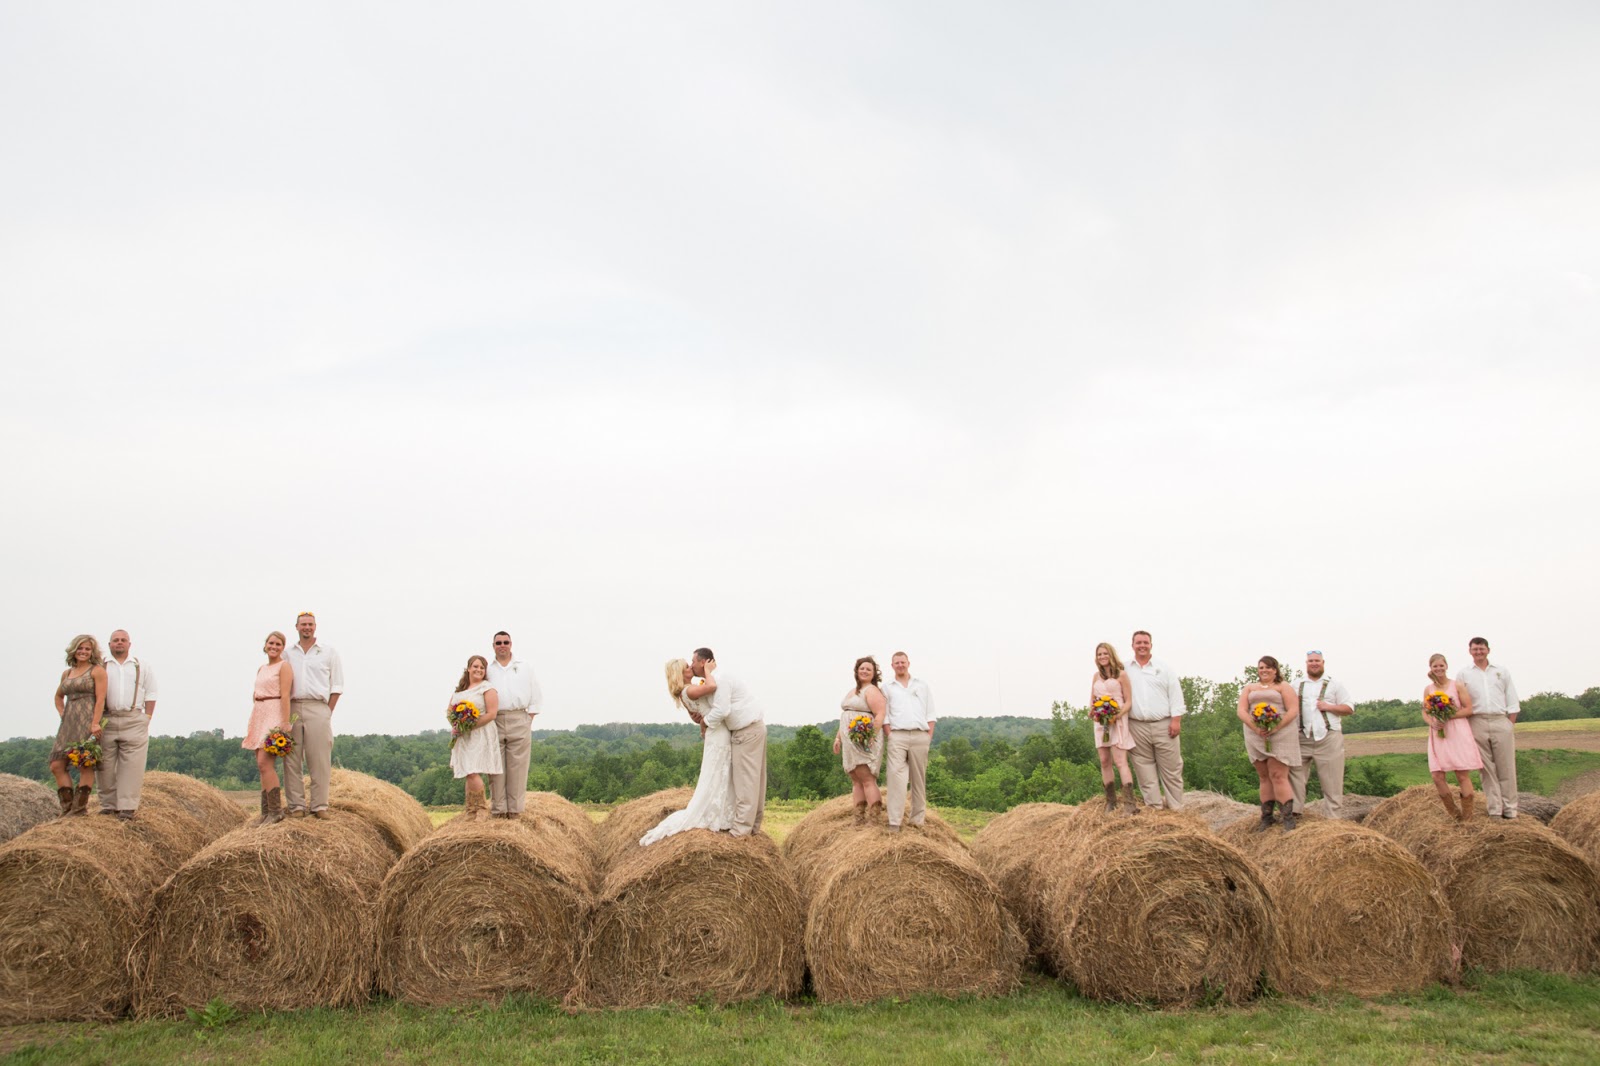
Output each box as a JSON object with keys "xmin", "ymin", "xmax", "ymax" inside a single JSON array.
[{"xmin": 3, "ymin": 2, "xmax": 1597, "ymax": 741}]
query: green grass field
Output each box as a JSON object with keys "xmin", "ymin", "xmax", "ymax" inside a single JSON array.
[
  {"xmin": 5, "ymin": 971, "xmax": 1600, "ymax": 1065},
  {"xmin": 1345, "ymin": 748, "xmax": 1600, "ymax": 797}
]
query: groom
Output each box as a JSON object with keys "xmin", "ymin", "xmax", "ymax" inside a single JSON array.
[{"xmin": 691, "ymin": 647, "xmax": 767, "ymax": 837}]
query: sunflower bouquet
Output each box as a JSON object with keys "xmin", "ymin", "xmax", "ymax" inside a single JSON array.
[
  {"xmin": 64, "ymin": 737, "xmax": 102, "ymax": 770},
  {"xmin": 1250, "ymin": 701, "xmax": 1284, "ymax": 752},
  {"xmin": 263, "ymin": 723, "xmax": 295, "ymax": 759},
  {"xmin": 1425, "ymin": 691, "xmax": 1456, "ymax": 739},
  {"xmin": 448, "ymin": 700, "xmax": 482, "ymax": 748},
  {"xmin": 1090, "ymin": 696, "xmax": 1120, "ymax": 744},
  {"xmin": 846, "ymin": 713, "xmax": 876, "ymax": 750}
]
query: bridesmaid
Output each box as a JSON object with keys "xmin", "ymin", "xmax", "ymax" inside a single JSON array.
[
  {"xmin": 833, "ymin": 656, "xmax": 886, "ymax": 824},
  {"xmin": 1090, "ymin": 643, "xmax": 1138, "ymax": 814},
  {"xmin": 242, "ymin": 631, "xmax": 295, "ymax": 824},
  {"xmin": 1423, "ymin": 653, "xmax": 1479, "ymax": 821},
  {"xmin": 1238, "ymin": 655, "xmax": 1302, "ymax": 831},
  {"xmin": 448, "ymin": 655, "xmax": 501, "ymax": 821},
  {"xmin": 51, "ymin": 635, "xmax": 107, "ymax": 816}
]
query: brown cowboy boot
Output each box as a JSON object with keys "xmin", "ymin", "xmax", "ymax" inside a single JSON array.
[
  {"xmin": 464, "ymin": 781, "xmax": 489, "ymax": 822},
  {"xmin": 258, "ymin": 790, "xmax": 268, "ymax": 820},
  {"xmin": 1281, "ymin": 804, "xmax": 1298, "ymax": 831},
  {"xmin": 1253, "ymin": 800, "xmax": 1275, "ymax": 832},
  {"xmin": 70, "ymin": 785, "xmax": 92, "ymax": 816},
  {"xmin": 1437, "ymin": 788, "xmax": 1460, "ymax": 820},
  {"xmin": 57, "ymin": 786, "xmax": 73, "ymax": 816},
  {"xmin": 1120, "ymin": 782, "xmax": 1139, "ymax": 815},
  {"xmin": 264, "ymin": 787, "xmax": 285, "ymax": 824},
  {"xmin": 869, "ymin": 801, "xmax": 885, "ymax": 823},
  {"xmin": 854, "ymin": 801, "xmax": 868, "ymax": 825},
  {"xmin": 1458, "ymin": 791, "xmax": 1474, "ymax": 822},
  {"xmin": 1103, "ymin": 782, "xmax": 1118, "ymax": 813}
]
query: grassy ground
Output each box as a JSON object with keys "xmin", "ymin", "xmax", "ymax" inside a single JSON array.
[
  {"xmin": 1351, "ymin": 718, "xmax": 1600, "ymax": 742},
  {"xmin": 5, "ymin": 971, "xmax": 1599, "ymax": 1065},
  {"xmin": 1346, "ymin": 748, "xmax": 1600, "ymax": 796}
]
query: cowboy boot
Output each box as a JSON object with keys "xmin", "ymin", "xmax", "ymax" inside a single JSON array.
[
  {"xmin": 854, "ymin": 801, "xmax": 868, "ymax": 825},
  {"xmin": 1458, "ymin": 792, "xmax": 1474, "ymax": 822},
  {"xmin": 1281, "ymin": 805, "xmax": 1298, "ymax": 832},
  {"xmin": 1437, "ymin": 789, "xmax": 1460, "ymax": 820},
  {"xmin": 1103, "ymin": 782, "xmax": 1118, "ymax": 813},
  {"xmin": 70, "ymin": 785, "xmax": 91, "ymax": 816},
  {"xmin": 1253, "ymin": 800, "xmax": 1276, "ymax": 832},
  {"xmin": 57, "ymin": 786, "xmax": 73, "ymax": 816},
  {"xmin": 1121, "ymin": 783, "xmax": 1139, "ymax": 815},
  {"xmin": 464, "ymin": 781, "xmax": 488, "ymax": 822},
  {"xmin": 264, "ymin": 787, "xmax": 285, "ymax": 824},
  {"xmin": 869, "ymin": 801, "xmax": 885, "ymax": 823}
]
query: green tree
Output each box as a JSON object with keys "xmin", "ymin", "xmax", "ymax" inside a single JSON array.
[{"xmin": 784, "ymin": 725, "xmax": 838, "ymax": 800}]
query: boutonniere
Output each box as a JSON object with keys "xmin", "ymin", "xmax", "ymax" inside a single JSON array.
[{"xmin": 512, "ymin": 664, "xmax": 520, "ymax": 673}]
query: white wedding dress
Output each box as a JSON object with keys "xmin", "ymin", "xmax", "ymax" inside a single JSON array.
[{"xmin": 640, "ymin": 690, "xmax": 737, "ymax": 845}]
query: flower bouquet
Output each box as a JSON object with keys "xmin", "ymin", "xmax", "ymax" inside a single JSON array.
[
  {"xmin": 64, "ymin": 737, "xmax": 102, "ymax": 770},
  {"xmin": 846, "ymin": 713, "xmax": 876, "ymax": 750},
  {"xmin": 263, "ymin": 723, "xmax": 295, "ymax": 759},
  {"xmin": 1250, "ymin": 701, "xmax": 1284, "ymax": 752},
  {"xmin": 1090, "ymin": 696, "xmax": 1120, "ymax": 744},
  {"xmin": 1425, "ymin": 691, "xmax": 1456, "ymax": 739},
  {"xmin": 448, "ymin": 700, "xmax": 482, "ymax": 748}
]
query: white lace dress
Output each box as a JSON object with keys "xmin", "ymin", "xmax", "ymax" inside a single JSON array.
[
  {"xmin": 640, "ymin": 690, "xmax": 736, "ymax": 844},
  {"xmin": 448, "ymin": 681, "xmax": 503, "ymax": 779}
]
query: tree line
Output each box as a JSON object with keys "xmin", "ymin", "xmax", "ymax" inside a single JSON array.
[{"xmin": 4, "ymin": 680, "xmax": 1595, "ymax": 810}]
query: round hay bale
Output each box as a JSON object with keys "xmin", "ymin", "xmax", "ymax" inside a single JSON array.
[
  {"xmin": 595, "ymin": 787, "xmax": 693, "ymax": 869},
  {"xmin": 1031, "ymin": 813, "xmax": 1273, "ymax": 1005},
  {"xmin": 0, "ymin": 808, "xmax": 212, "ymax": 1022},
  {"xmin": 782, "ymin": 794, "xmax": 961, "ymax": 903},
  {"xmin": 135, "ymin": 812, "xmax": 395, "ymax": 1016},
  {"xmin": 0, "ymin": 773, "xmax": 60, "ymax": 844},
  {"xmin": 377, "ymin": 816, "xmax": 595, "ymax": 1005},
  {"xmin": 970, "ymin": 802, "xmax": 1076, "ymax": 950},
  {"xmin": 1366, "ymin": 785, "xmax": 1600, "ymax": 974},
  {"xmin": 802, "ymin": 831, "xmax": 1025, "ymax": 1003},
  {"xmin": 1181, "ymin": 790, "xmax": 1261, "ymax": 833},
  {"xmin": 1305, "ymin": 793, "xmax": 1383, "ymax": 822},
  {"xmin": 1550, "ymin": 791, "xmax": 1600, "ymax": 872},
  {"xmin": 517, "ymin": 790, "xmax": 599, "ymax": 862},
  {"xmin": 327, "ymin": 768, "xmax": 433, "ymax": 856},
  {"xmin": 573, "ymin": 829, "xmax": 803, "ymax": 1008},
  {"xmin": 140, "ymin": 771, "xmax": 249, "ymax": 837},
  {"xmin": 1216, "ymin": 819, "xmax": 1454, "ymax": 996},
  {"xmin": 1516, "ymin": 792, "xmax": 1562, "ymax": 825}
]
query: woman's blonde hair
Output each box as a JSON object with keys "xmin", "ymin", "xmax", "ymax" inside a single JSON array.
[
  {"xmin": 64, "ymin": 634, "xmax": 102, "ymax": 667},
  {"xmin": 264, "ymin": 631, "xmax": 288, "ymax": 653},
  {"xmin": 1427, "ymin": 653, "xmax": 1448, "ymax": 680},
  {"xmin": 665, "ymin": 658, "xmax": 689, "ymax": 707},
  {"xmin": 456, "ymin": 654, "xmax": 488, "ymax": 693},
  {"xmin": 1095, "ymin": 642, "xmax": 1124, "ymax": 679}
]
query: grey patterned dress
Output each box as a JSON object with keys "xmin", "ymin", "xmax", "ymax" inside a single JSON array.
[{"xmin": 52, "ymin": 670, "xmax": 97, "ymax": 763}]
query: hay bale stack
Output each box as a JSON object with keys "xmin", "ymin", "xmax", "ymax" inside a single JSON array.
[
  {"xmin": 573, "ymin": 829, "xmax": 803, "ymax": 1007},
  {"xmin": 970, "ymin": 802, "xmax": 1076, "ymax": 948},
  {"xmin": 1516, "ymin": 792, "xmax": 1562, "ymax": 825},
  {"xmin": 135, "ymin": 813, "xmax": 396, "ymax": 1016},
  {"xmin": 1217, "ymin": 819, "xmax": 1453, "ymax": 996},
  {"xmin": 0, "ymin": 808, "xmax": 212, "ymax": 1021},
  {"xmin": 595, "ymin": 787, "xmax": 694, "ymax": 869},
  {"xmin": 0, "ymin": 773, "xmax": 60, "ymax": 843},
  {"xmin": 1551, "ymin": 791, "xmax": 1600, "ymax": 872},
  {"xmin": 1366, "ymin": 785, "xmax": 1600, "ymax": 974},
  {"xmin": 800, "ymin": 829, "xmax": 1024, "ymax": 1003},
  {"xmin": 377, "ymin": 814, "xmax": 596, "ymax": 1005},
  {"xmin": 140, "ymin": 771, "xmax": 249, "ymax": 837},
  {"xmin": 1181, "ymin": 790, "xmax": 1260, "ymax": 832},
  {"xmin": 784, "ymin": 794, "xmax": 961, "ymax": 903},
  {"xmin": 1028, "ymin": 807, "xmax": 1273, "ymax": 1005},
  {"xmin": 517, "ymin": 790, "xmax": 599, "ymax": 863},
  {"xmin": 326, "ymin": 769, "xmax": 433, "ymax": 856},
  {"xmin": 1305, "ymin": 793, "xmax": 1383, "ymax": 822}
]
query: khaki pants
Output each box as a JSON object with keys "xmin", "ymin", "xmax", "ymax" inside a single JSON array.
[
  {"xmin": 98, "ymin": 710, "xmax": 150, "ymax": 813},
  {"xmin": 1469, "ymin": 714, "xmax": 1518, "ymax": 816},
  {"xmin": 728, "ymin": 720, "xmax": 767, "ymax": 836},
  {"xmin": 1128, "ymin": 718, "xmax": 1186, "ymax": 810},
  {"xmin": 886, "ymin": 729, "xmax": 931, "ymax": 827},
  {"xmin": 284, "ymin": 699, "xmax": 334, "ymax": 813},
  {"xmin": 1289, "ymin": 731, "xmax": 1345, "ymax": 815},
  {"xmin": 490, "ymin": 710, "xmax": 533, "ymax": 815}
]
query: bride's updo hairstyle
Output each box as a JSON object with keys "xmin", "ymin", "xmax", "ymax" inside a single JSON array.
[{"xmin": 665, "ymin": 658, "xmax": 689, "ymax": 705}]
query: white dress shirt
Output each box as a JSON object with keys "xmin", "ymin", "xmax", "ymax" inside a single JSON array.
[
  {"xmin": 104, "ymin": 656, "xmax": 158, "ymax": 713},
  {"xmin": 1126, "ymin": 657, "xmax": 1186, "ymax": 721},
  {"xmin": 1456, "ymin": 662, "xmax": 1520, "ymax": 717},
  {"xmin": 287, "ymin": 642, "xmax": 344, "ymax": 701},
  {"xmin": 1296, "ymin": 675, "xmax": 1353, "ymax": 739},
  {"xmin": 487, "ymin": 657, "xmax": 543, "ymax": 715},
  {"xmin": 703, "ymin": 670, "xmax": 764, "ymax": 732},
  {"xmin": 884, "ymin": 677, "xmax": 936, "ymax": 731}
]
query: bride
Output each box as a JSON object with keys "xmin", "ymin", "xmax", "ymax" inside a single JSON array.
[{"xmin": 640, "ymin": 657, "xmax": 736, "ymax": 844}]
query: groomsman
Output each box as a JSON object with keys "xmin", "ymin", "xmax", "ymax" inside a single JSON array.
[
  {"xmin": 1458, "ymin": 637, "xmax": 1521, "ymax": 818},
  {"xmin": 1288, "ymin": 650, "xmax": 1353, "ymax": 816},
  {"xmin": 487, "ymin": 630, "xmax": 543, "ymax": 819},
  {"xmin": 1125, "ymin": 630, "xmax": 1187, "ymax": 810},
  {"xmin": 694, "ymin": 648, "xmax": 767, "ymax": 837},
  {"xmin": 883, "ymin": 651, "xmax": 936, "ymax": 832},
  {"xmin": 285, "ymin": 612, "xmax": 343, "ymax": 818},
  {"xmin": 98, "ymin": 629, "xmax": 158, "ymax": 820}
]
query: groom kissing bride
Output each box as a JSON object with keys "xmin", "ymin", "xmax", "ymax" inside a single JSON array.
[{"xmin": 640, "ymin": 647, "xmax": 768, "ymax": 846}]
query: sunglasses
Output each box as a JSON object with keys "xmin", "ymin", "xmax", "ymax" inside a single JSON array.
[{"xmin": 494, "ymin": 640, "xmax": 511, "ymax": 646}]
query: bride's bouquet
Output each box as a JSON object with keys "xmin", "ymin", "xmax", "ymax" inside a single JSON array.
[
  {"xmin": 448, "ymin": 700, "xmax": 482, "ymax": 748},
  {"xmin": 1250, "ymin": 701, "xmax": 1284, "ymax": 753},
  {"xmin": 1425, "ymin": 691, "xmax": 1456, "ymax": 739},
  {"xmin": 1089, "ymin": 696, "xmax": 1120, "ymax": 744},
  {"xmin": 847, "ymin": 713, "xmax": 876, "ymax": 750},
  {"xmin": 64, "ymin": 737, "xmax": 102, "ymax": 770},
  {"xmin": 263, "ymin": 719, "xmax": 296, "ymax": 759}
]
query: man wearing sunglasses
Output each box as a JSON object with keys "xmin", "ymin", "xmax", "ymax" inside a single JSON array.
[
  {"xmin": 1289, "ymin": 650, "xmax": 1353, "ymax": 817},
  {"xmin": 487, "ymin": 631, "xmax": 544, "ymax": 820}
]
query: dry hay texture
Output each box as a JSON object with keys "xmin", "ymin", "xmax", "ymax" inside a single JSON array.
[
  {"xmin": 0, "ymin": 807, "xmax": 211, "ymax": 1022},
  {"xmin": 0, "ymin": 773, "xmax": 60, "ymax": 844},
  {"xmin": 139, "ymin": 771, "xmax": 249, "ymax": 837},
  {"xmin": 1027, "ymin": 805, "xmax": 1273, "ymax": 1005},
  {"xmin": 326, "ymin": 768, "xmax": 434, "ymax": 856},
  {"xmin": 1550, "ymin": 790, "xmax": 1600, "ymax": 872},
  {"xmin": 1515, "ymin": 792, "xmax": 1562, "ymax": 825},
  {"xmin": 1365, "ymin": 785, "xmax": 1600, "ymax": 974},
  {"xmin": 1305, "ymin": 793, "xmax": 1383, "ymax": 822},
  {"xmin": 1217, "ymin": 819, "xmax": 1453, "ymax": 996},
  {"xmin": 136, "ymin": 812, "xmax": 396, "ymax": 1016},
  {"xmin": 378, "ymin": 805, "xmax": 597, "ymax": 1006},
  {"xmin": 1179, "ymin": 790, "xmax": 1260, "ymax": 833},
  {"xmin": 573, "ymin": 828, "xmax": 804, "ymax": 1008},
  {"xmin": 517, "ymin": 790, "xmax": 600, "ymax": 863},
  {"xmin": 594, "ymin": 787, "xmax": 694, "ymax": 869},
  {"xmin": 787, "ymin": 796, "xmax": 1023, "ymax": 1004},
  {"xmin": 969, "ymin": 802, "xmax": 1076, "ymax": 950}
]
